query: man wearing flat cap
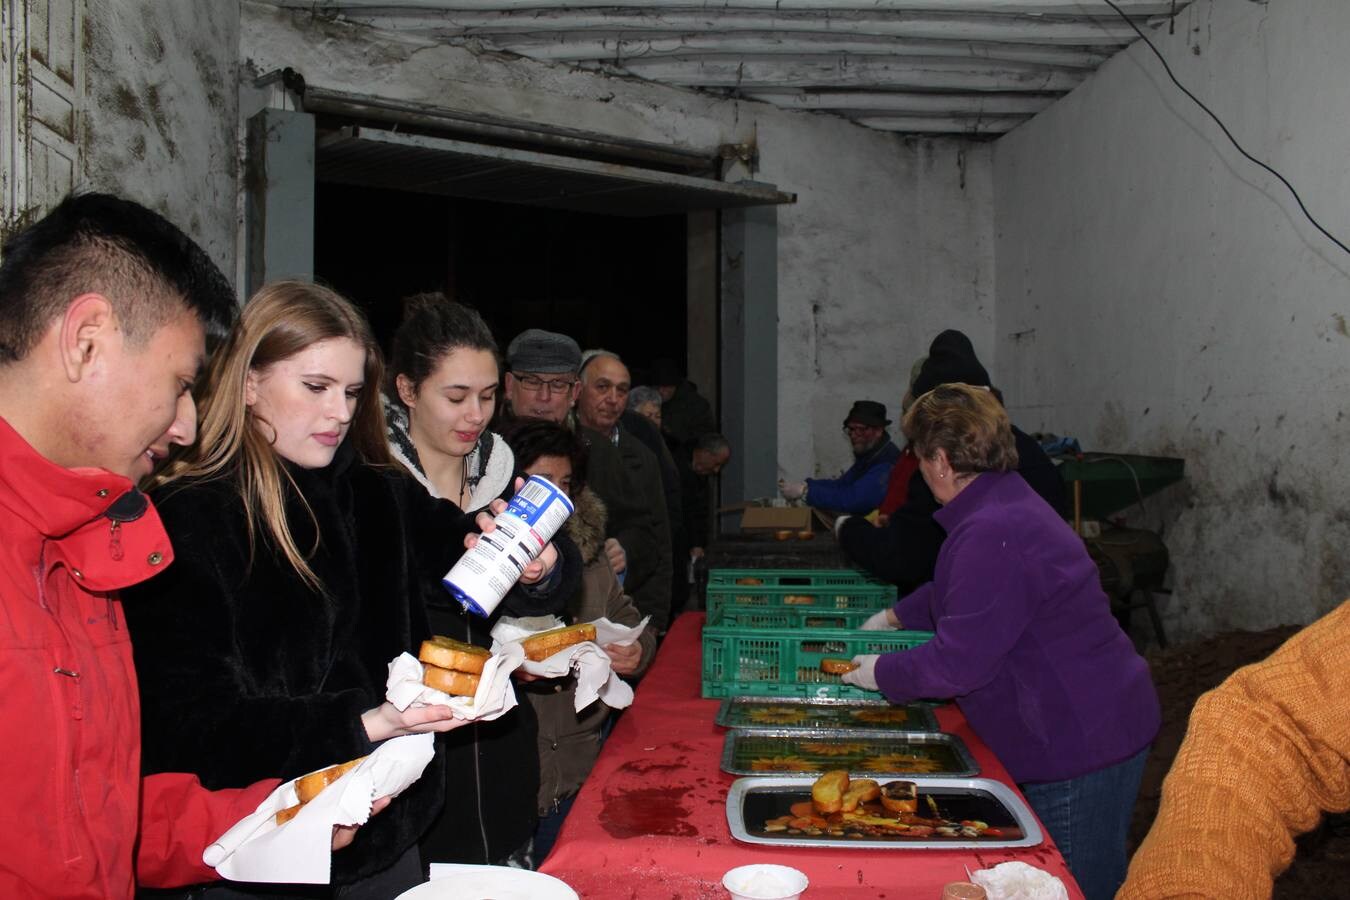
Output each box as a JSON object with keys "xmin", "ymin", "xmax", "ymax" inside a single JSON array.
[
  {"xmin": 837, "ymin": 329, "xmax": 1065, "ymax": 594},
  {"xmin": 503, "ymin": 328, "xmax": 584, "ymax": 424},
  {"xmin": 780, "ymin": 399, "xmax": 902, "ymax": 515}
]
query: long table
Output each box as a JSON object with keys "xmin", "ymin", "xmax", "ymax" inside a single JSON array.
[{"xmin": 539, "ymin": 613, "xmax": 1083, "ymax": 898}]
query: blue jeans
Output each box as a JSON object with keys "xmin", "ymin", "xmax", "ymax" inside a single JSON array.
[
  {"xmin": 1019, "ymin": 746, "xmax": 1149, "ymax": 900},
  {"xmin": 532, "ymin": 792, "xmax": 578, "ymax": 865}
]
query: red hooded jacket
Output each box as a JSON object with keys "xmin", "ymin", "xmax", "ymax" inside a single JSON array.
[{"xmin": 0, "ymin": 416, "xmax": 277, "ymax": 898}]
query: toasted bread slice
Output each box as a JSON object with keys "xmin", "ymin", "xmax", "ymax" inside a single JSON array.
[
  {"xmin": 422, "ymin": 662, "xmax": 480, "ymax": 697},
  {"xmin": 521, "ymin": 623, "xmax": 597, "ymax": 661},
  {"xmin": 811, "ymin": 769, "xmax": 849, "ymax": 815},
  {"xmin": 419, "ymin": 635, "xmax": 490, "ymax": 675},
  {"xmin": 295, "ymin": 756, "xmax": 367, "ymax": 804},
  {"xmin": 880, "ymin": 780, "xmax": 918, "ymax": 814},
  {"xmin": 820, "ymin": 658, "xmax": 859, "ymax": 675},
  {"xmin": 275, "ymin": 803, "xmax": 303, "ymax": 826},
  {"xmin": 840, "ymin": 778, "xmax": 880, "ymax": 812}
]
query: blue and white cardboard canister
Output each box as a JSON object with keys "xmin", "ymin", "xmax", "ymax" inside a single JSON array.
[{"xmin": 443, "ymin": 474, "xmax": 575, "ymax": 617}]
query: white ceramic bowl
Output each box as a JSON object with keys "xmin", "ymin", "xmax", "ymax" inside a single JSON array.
[{"xmin": 722, "ymin": 863, "xmax": 809, "ymax": 900}]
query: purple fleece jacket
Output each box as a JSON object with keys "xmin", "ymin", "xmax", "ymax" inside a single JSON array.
[{"xmin": 875, "ymin": 471, "xmax": 1160, "ymax": 784}]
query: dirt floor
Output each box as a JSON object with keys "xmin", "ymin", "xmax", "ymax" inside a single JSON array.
[{"xmin": 1130, "ymin": 624, "xmax": 1350, "ymax": 898}]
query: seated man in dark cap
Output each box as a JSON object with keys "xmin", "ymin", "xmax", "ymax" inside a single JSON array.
[
  {"xmin": 837, "ymin": 329, "xmax": 1066, "ymax": 595},
  {"xmin": 780, "ymin": 400, "xmax": 902, "ymax": 516}
]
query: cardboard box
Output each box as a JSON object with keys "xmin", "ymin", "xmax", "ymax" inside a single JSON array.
[{"xmin": 739, "ymin": 506, "xmax": 813, "ymax": 532}]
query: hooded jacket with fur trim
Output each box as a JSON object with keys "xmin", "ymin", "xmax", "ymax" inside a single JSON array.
[{"xmin": 521, "ymin": 487, "xmax": 657, "ymax": 813}]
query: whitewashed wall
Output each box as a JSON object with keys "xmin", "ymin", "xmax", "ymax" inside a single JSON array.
[
  {"xmin": 238, "ymin": 2, "xmax": 995, "ymax": 482},
  {"xmin": 81, "ymin": 1, "xmax": 240, "ymax": 278},
  {"xmin": 994, "ymin": 0, "xmax": 1350, "ymax": 638}
]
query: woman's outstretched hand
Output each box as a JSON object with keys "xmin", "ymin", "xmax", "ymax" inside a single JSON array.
[{"xmin": 361, "ymin": 701, "xmax": 470, "ymax": 743}]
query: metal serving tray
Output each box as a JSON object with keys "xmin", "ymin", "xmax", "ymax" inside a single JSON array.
[
  {"xmin": 715, "ymin": 697, "xmax": 939, "ymax": 733},
  {"xmin": 726, "ymin": 776, "xmax": 1043, "ymax": 850},
  {"xmin": 721, "ymin": 729, "xmax": 978, "ymax": 778}
]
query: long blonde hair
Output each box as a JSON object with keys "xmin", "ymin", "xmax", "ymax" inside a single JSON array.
[{"xmin": 157, "ymin": 280, "xmax": 392, "ymax": 590}]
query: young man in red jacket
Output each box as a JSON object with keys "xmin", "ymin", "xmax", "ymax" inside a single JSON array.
[{"xmin": 0, "ymin": 194, "xmax": 324, "ymax": 897}]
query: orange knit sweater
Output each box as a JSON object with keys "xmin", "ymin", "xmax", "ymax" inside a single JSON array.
[{"xmin": 1118, "ymin": 601, "xmax": 1350, "ymax": 899}]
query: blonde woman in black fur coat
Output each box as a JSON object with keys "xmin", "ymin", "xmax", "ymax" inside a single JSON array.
[{"xmin": 123, "ymin": 283, "xmax": 576, "ymax": 898}]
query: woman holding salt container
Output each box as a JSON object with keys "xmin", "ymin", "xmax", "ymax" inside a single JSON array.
[
  {"xmin": 385, "ymin": 294, "xmax": 568, "ymax": 870},
  {"xmin": 842, "ymin": 383, "xmax": 1159, "ymax": 900},
  {"xmin": 123, "ymin": 282, "xmax": 576, "ymax": 898}
]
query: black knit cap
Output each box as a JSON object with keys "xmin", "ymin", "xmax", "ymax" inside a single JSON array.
[
  {"xmin": 649, "ymin": 357, "xmax": 682, "ymax": 387},
  {"xmin": 843, "ymin": 400, "xmax": 890, "ymax": 428},
  {"xmin": 910, "ymin": 329, "xmax": 991, "ymax": 397}
]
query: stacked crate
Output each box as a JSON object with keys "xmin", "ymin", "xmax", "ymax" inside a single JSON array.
[{"xmin": 702, "ymin": 568, "xmax": 932, "ymax": 700}]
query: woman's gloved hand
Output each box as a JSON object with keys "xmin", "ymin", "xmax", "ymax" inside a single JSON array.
[
  {"xmin": 779, "ymin": 480, "xmax": 807, "ymax": 501},
  {"xmin": 841, "ymin": 655, "xmax": 880, "ymax": 691},
  {"xmin": 861, "ymin": 608, "xmax": 899, "ymax": 631}
]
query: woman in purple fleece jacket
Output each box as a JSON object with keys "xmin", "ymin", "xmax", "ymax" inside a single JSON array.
[{"xmin": 843, "ymin": 384, "xmax": 1159, "ymax": 900}]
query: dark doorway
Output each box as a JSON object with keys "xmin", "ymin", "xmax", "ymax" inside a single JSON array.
[{"xmin": 314, "ymin": 181, "xmax": 687, "ymax": 384}]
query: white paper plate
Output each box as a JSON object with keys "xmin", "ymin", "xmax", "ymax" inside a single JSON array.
[{"xmin": 397, "ymin": 865, "xmax": 579, "ymax": 900}]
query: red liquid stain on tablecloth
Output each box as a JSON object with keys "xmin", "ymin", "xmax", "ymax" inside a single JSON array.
[
  {"xmin": 617, "ymin": 759, "xmax": 686, "ymax": 776},
  {"xmin": 601, "ymin": 786, "xmax": 699, "ymax": 838}
]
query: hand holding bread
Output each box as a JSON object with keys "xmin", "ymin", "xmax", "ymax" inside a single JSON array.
[
  {"xmin": 361, "ymin": 699, "xmax": 466, "ymax": 742},
  {"xmin": 275, "ymin": 756, "xmax": 368, "ymax": 826},
  {"xmin": 604, "ymin": 640, "xmax": 643, "ymax": 676},
  {"xmin": 333, "ymin": 796, "xmax": 390, "ymax": 851},
  {"xmin": 365, "ymin": 636, "xmax": 497, "ymax": 741}
]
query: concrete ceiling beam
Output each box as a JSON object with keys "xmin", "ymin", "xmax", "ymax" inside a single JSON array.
[
  {"xmin": 847, "ymin": 113, "xmax": 1031, "ymax": 132},
  {"xmin": 346, "ymin": 11, "xmax": 1147, "ymax": 45},
  {"xmin": 292, "ymin": 0, "xmax": 1181, "ymax": 16},
  {"xmin": 589, "ymin": 55, "xmax": 1086, "ymax": 92},
  {"xmin": 742, "ymin": 89, "xmax": 1058, "ymax": 115},
  {"xmin": 493, "ymin": 34, "xmax": 1114, "ymax": 69}
]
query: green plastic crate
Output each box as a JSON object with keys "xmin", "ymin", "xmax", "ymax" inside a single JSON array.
[
  {"xmin": 705, "ymin": 584, "xmax": 895, "ymax": 630},
  {"xmin": 707, "ymin": 605, "xmax": 887, "ymax": 629},
  {"xmin": 701, "ymin": 625, "xmax": 933, "ymax": 699},
  {"xmin": 707, "ymin": 567, "xmax": 890, "ymax": 589}
]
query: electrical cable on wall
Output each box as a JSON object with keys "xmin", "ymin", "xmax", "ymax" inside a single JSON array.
[{"xmin": 1102, "ymin": 0, "xmax": 1350, "ymax": 259}]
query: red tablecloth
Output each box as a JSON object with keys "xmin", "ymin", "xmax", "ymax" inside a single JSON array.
[{"xmin": 539, "ymin": 613, "xmax": 1083, "ymax": 899}]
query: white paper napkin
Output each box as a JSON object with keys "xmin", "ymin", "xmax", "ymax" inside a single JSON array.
[
  {"xmin": 385, "ymin": 642, "xmax": 525, "ymax": 722},
  {"xmin": 970, "ymin": 861, "xmax": 1070, "ymax": 900},
  {"xmin": 490, "ymin": 616, "xmax": 647, "ymax": 713},
  {"xmin": 203, "ymin": 733, "xmax": 435, "ymax": 884}
]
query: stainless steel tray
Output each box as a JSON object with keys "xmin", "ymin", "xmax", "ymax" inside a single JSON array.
[
  {"xmin": 721, "ymin": 728, "xmax": 978, "ymax": 778},
  {"xmin": 726, "ymin": 776, "xmax": 1043, "ymax": 850},
  {"xmin": 714, "ymin": 697, "xmax": 939, "ymax": 733}
]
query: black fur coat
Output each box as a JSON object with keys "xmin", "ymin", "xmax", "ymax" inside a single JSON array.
[{"xmin": 123, "ymin": 445, "xmax": 577, "ymax": 885}]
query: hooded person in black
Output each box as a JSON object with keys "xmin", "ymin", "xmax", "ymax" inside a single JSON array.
[{"xmin": 836, "ymin": 329, "xmax": 1066, "ymax": 594}]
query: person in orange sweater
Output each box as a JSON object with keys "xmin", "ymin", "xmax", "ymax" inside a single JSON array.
[{"xmin": 1119, "ymin": 601, "xmax": 1350, "ymax": 899}]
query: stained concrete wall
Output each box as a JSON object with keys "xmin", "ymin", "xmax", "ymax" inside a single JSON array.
[
  {"xmin": 238, "ymin": 2, "xmax": 995, "ymax": 484},
  {"xmin": 81, "ymin": 1, "xmax": 240, "ymax": 279},
  {"xmin": 994, "ymin": 0, "xmax": 1350, "ymax": 638}
]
